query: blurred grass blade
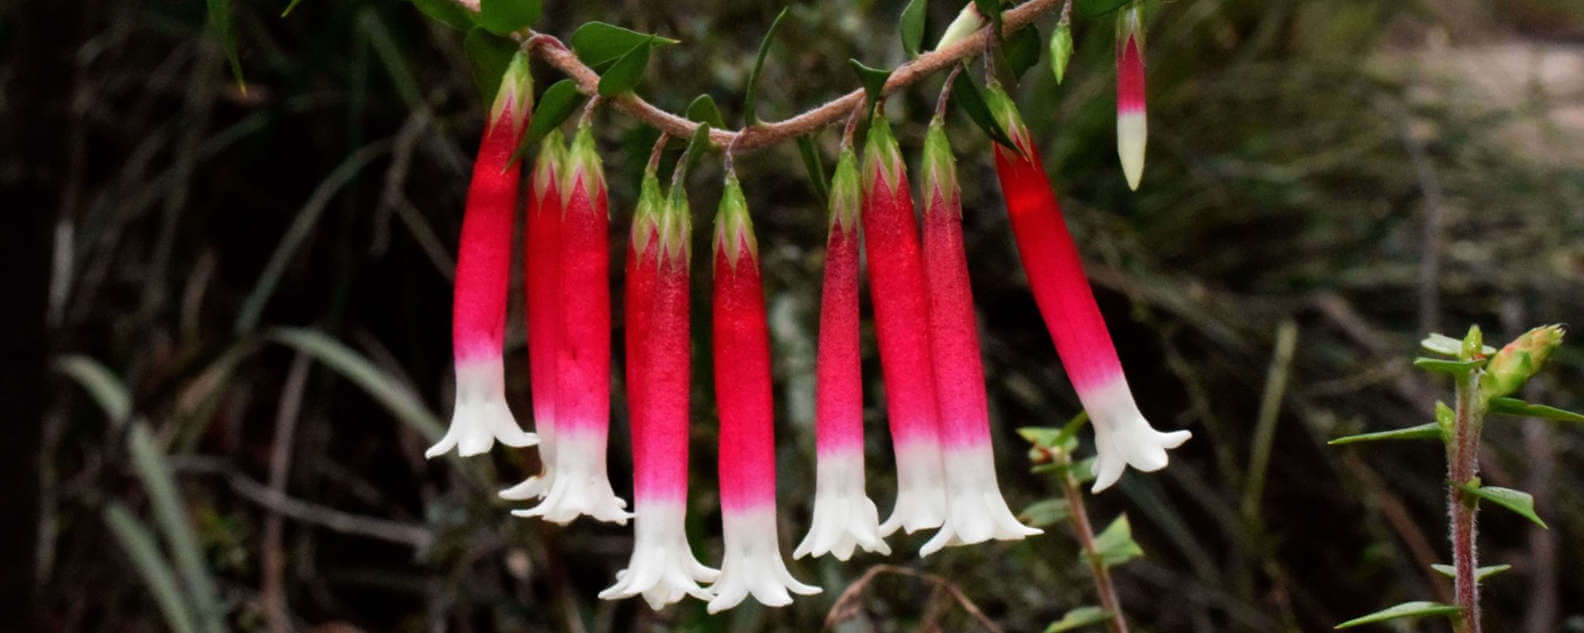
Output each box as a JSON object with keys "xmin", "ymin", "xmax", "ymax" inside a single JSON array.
[
  {"xmin": 359, "ymin": 9, "xmax": 425, "ymax": 111},
  {"xmin": 743, "ymin": 7, "xmax": 789, "ymax": 126},
  {"xmin": 104, "ymin": 503, "xmax": 199, "ymax": 633},
  {"xmin": 54, "ymin": 354, "xmax": 131, "ymax": 424},
  {"xmin": 127, "ymin": 423, "xmax": 226, "ymax": 633},
  {"xmin": 268, "ymin": 327, "xmax": 444, "ymax": 440},
  {"xmin": 205, "ymin": 0, "xmax": 245, "ymax": 91},
  {"xmin": 236, "ymin": 141, "xmax": 389, "ymax": 334},
  {"xmin": 1243, "ymin": 320, "xmax": 1297, "ymax": 521}
]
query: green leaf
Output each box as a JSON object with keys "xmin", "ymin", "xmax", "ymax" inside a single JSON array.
[
  {"xmin": 1335, "ymin": 602, "xmax": 1461, "ymax": 629},
  {"xmin": 104, "ymin": 504, "xmax": 199, "ymax": 633},
  {"xmin": 743, "ymin": 7, "xmax": 790, "ymax": 126},
  {"xmin": 1459, "ymin": 484, "xmax": 1547, "ymax": 529},
  {"xmin": 950, "ymin": 69, "xmax": 1018, "ymax": 151},
  {"xmin": 522, "ymin": 79, "xmax": 583, "ymax": 151},
  {"xmin": 1049, "ymin": 21, "xmax": 1074, "ymax": 84},
  {"xmin": 1328, "ymin": 422, "xmax": 1443, "ymax": 445},
  {"xmin": 409, "ymin": 0, "xmax": 475, "ymax": 31},
  {"xmin": 848, "ymin": 59, "xmax": 893, "ymax": 120},
  {"xmin": 127, "ymin": 423, "xmax": 226, "ymax": 633},
  {"xmin": 1055, "ymin": 411, "xmax": 1090, "ymax": 447},
  {"xmin": 1044, "ymin": 606, "xmax": 1110, "ymax": 633},
  {"xmin": 1076, "ymin": 0, "xmax": 1132, "ymax": 17},
  {"xmin": 796, "ymin": 135, "xmax": 828, "ymax": 202},
  {"xmin": 1421, "ymin": 332, "xmax": 1493, "ymax": 357},
  {"xmin": 674, "ymin": 123, "xmax": 711, "ymax": 186},
  {"xmin": 205, "ymin": 0, "xmax": 245, "ymax": 91},
  {"xmin": 477, "ymin": 0, "xmax": 539, "ymax": 36},
  {"xmin": 1413, "ymin": 357, "xmax": 1484, "ymax": 374},
  {"xmin": 280, "ymin": 0, "xmax": 306, "ymax": 18},
  {"xmin": 1092, "ymin": 514, "xmax": 1144, "ymax": 567},
  {"xmin": 464, "ymin": 27, "xmax": 519, "ymax": 104},
  {"xmin": 1019, "ymin": 498, "xmax": 1071, "ymax": 527},
  {"xmin": 597, "ymin": 38, "xmax": 653, "ymax": 97},
  {"xmin": 1489, "ymin": 397, "xmax": 1584, "ymax": 423},
  {"xmin": 54, "ymin": 355, "xmax": 132, "ymax": 423},
  {"xmin": 570, "ymin": 22, "xmax": 680, "ymax": 68},
  {"xmin": 1004, "ymin": 25, "xmax": 1041, "ymax": 80},
  {"xmin": 686, "ymin": 94, "xmax": 727, "ymax": 130},
  {"xmin": 1068, "ymin": 456, "xmax": 1097, "ymax": 484},
  {"xmin": 268, "ymin": 328, "xmax": 445, "ymax": 441},
  {"xmin": 1430, "ymin": 563, "xmax": 1512, "ymax": 582},
  {"xmin": 1436, "ymin": 400, "xmax": 1456, "ymax": 436},
  {"xmin": 899, "ymin": 0, "xmax": 927, "ymax": 57},
  {"xmin": 1017, "ymin": 426, "xmax": 1063, "ymax": 449}
]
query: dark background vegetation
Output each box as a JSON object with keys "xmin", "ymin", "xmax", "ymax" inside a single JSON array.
[{"xmin": 5, "ymin": 0, "xmax": 1584, "ymax": 631}]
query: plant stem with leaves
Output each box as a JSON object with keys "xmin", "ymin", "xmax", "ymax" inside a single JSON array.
[
  {"xmin": 1054, "ymin": 448, "xmax": 1129, "ymax": 633},
  {"xmin": 1448, "ymin": 370, "xmax": 1483, "ymax": 633}
]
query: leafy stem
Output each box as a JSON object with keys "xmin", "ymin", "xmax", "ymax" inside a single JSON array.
[
  {"xmin": 1054, "ymin": 447, "xmax": 1130, "ymax": 633},
  {"xmin": 1448, "ymin": 370, "xmax": 1484, "ymax": 633}
]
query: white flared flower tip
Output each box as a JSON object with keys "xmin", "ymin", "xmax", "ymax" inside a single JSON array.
[
  {"xmin": 510, "ymin": 432, "xmax": 631, "ymax": 524},
  {"xmin": 1083, "ymin": 378, "xmax": 1191, "ymax": 493},
  {"xmin": 794, "ymin": 451, "xmax": 891, "ymax": 560},
  {"xmin": 1117, "ymin": 111, "xmax": 1147, "ymax": 191},
  {"xmin": 706, "ymin": 508, "xmax": 821, "ymax": 613},
  {"xmin": 498, "ymin": 473, "xmax": 551, "ymax": 501},
  {"xmin": 878, "ymin": 441, "xmax": 947, "ymax": 536},
  {"xmin": 600, "ymin": 502, "xmax": 719, "ymax": 610},
  {"xmin": 920, "ymin": 442, "xmax": 1042, "ymax": 557},
  {"xmin": 427, "ymin": 357, "xmax": 536, "ymax": 458}
]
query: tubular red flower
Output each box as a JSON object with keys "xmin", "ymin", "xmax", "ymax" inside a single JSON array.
[
  {"xmin": 986, "ymin": 85, "xmax": 1189, "ymax": 492},
  {"xmin": 428, "ymin": 52, "xmax": 537, "ymax": 459},
  {"xmin": 917, "ymin": 118, "xmax": 1040, "ymax": 557},
  {"xmin": 706, "ymin": 174, "xmax": 819, "ymax": 613},
  {"xmin": 1116, "ymin": 2, "xmax": 1147, "ymax": 191},
  {"xmin": 501, "ymin": 131, "xmax": 567, "ymax": 501},
  {"xmin": 794, "ymin": 146, "xmax": 889, "ymax": 561},
  {"xmin": 861, "ymin": 115, "xmax": 947, "ymax": 537},
  {"xmin": 513, "ymin": 123, "xmax": 630, "ymax": 524},
  {"xmin": 623, "ymin": 166, "xmax": 664, "ymax": 479}
]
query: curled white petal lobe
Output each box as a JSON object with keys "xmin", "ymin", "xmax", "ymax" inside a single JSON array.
[
  {"xmin": 878, "ymin": 440, "xmax": 947, "ymax": 536},
  {"xmin": 1081, "ymin": 377, "xmax": 1191, "ymax": 492},
  {"xmin": 511, "ymin": 431, "xmax": 630, "ymax": 524},
  {"xmin": 706, "ymin": 508, "xmax": 820, "ymax": 613},
  {"xmin": 795, "ymin": 451, "xmax": 890, "ymax": 560},
  {"xmin": 428, "ymin": 357, "xmax": 536, "ymax": 459},
  {"xmin": 600, "ymin": 501, "xmax": 717, "ymax": 609},
  {"xmin": 920, "ymin": 441, "xmax": 1041, "ymax": 557}
]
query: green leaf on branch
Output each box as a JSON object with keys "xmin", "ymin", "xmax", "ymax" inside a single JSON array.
[
  {"xmin": 477, "ymin": 0, "xmax": 540, "ymax": 36},
  {"xmin": 899, "ymin": 0, "xmax": 927, "ymax": 57},
  {"xmin": 1334, "ymin": 602, "xmax": 1461, "ymax": 629},
  {"xmin": 1004, "ymin": 25, "xmax": 1042, "ymax": 80},
  {"xmin": 520, "ymin": 79, "xmax": 582, "ymax": 152},
  {"xmin": 1017, "ymin": 426, "xmax": 1062, "ymax": 449},
  {"xmin": 598, "ymin": 38, "xmax": 654, "ymax": 97},
  {"xmin": 410, "ymin": 0, "xmax": 475, "ymax": 30},
  {"xmin": 1421, "ymin": 332, "xmax": 1493, "ymax": 357},
  {"xmin": 1044, "ymin": 606, "xmax": 1110, "ymax": 633},
  {"xmin": 950, "ymin": 69, "xmax": 1019, "ymax": 152},
  {"xmin": 674, "ymin": 123, "xmax": 711, "ymax": 185},
  {"xmin": 1489, "ymin": 397, "xmax": 1584, "ymax": 423},
  {"xmin": 1069, "ymin": 456, "xmax": 1098, "ymax": 483},
  {"xmin": 743, "ymin": 7, "xmax": 790, "ymax": 127},
  {"xmin": 796, "ymin": 136, "xmax": 828, "ymax": 201},
  {"xmin": 570, "ymin": 22, "xmax": 679, "ymax": 68},
  {"xmin": 1076, "ymin": 0, "xmax": 1133, "ymax": 17},
  {"xmin": 1413, "ymin": 357, "xmax": 1484, "ymax": 374},
  {"xmin": 1327, "ymin": 422, "xmax": 1443, "ymax": 445},
  {"xmin": 1430, "ymin": 563, "xmax": 1512, "ymax": 582},
  {"xmin": 1459, "ymin": 483, "xmax": 1547, "ymax": 529},
  {"xmin": 686, "ymin": 94, "xmax": 727, "ymax": 130},
  {"xmin": 464, "ymin": 27, "xmax": 519, "ymax": 104},
  {"xmin": 1092, "ymin": 514, "xmax": 1143, "ymax": 567},
  {"xmin": 1019, "ymin": 498, "xmax": 1071, "ymax": 527},
  {"xmin": 847, "ymin": 59, "xmax": 893, "ymax": 120}
]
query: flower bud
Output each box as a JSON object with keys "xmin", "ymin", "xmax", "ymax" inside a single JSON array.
[{"xmin": 1482, "ymin": 325, "xmax": 1565, "ymax": 399}]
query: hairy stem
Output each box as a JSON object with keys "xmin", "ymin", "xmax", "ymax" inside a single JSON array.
[
  {"xmin": 451, "ymin": 0, "xmax": 1062, "ymax": 151},
  {"xmin": 1060, "ymin": 458, "xmax": 1129, "ymax": 633},
  {"xmin": 1448, "ymin": 373, "xmax": 1482, "ymax": 633}
]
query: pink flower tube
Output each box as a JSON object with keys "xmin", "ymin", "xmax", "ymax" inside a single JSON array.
[
  {"xmin": 513, "ymin": 123, "xmax": 630, "ymax": 524},
  {"xmin": 428, "ymin": 52, "xmax": 537, "ymax": 459},
  {"xmin": 986, "ymin": 84, "xmax": 1189, "ymax": 492},
  {"xmin": 1116, "ymin": 2, "xmax": 1147, "ymax": 191},
  {"xmin": 705, "ymin": 173, "xmax": 819, "ymax": 613},
  {"xmin": 917, "ymin": 118, "xmax": 1040, "ymax": 557},
  {"xmin": 861, "ymin": 115, "xmax": 947, "ymax": 536},
  {"xmin": 601, "ymin": 173, "xmax": 717, "ymax": 609},
  {"xmin": 794, "ymin": 146, "xmax": 889, "ymax": 561}
]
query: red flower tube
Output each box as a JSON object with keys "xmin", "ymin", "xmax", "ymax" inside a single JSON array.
[
  {"xmin": 1116, "ymin": 2, "xmax": 1147, "ymax": 191},
  {"xmin": 861, "ymin": 115, "xmax": 947, "ymax": 536},
  {"xmin": 501, "ymin": 130, "xmax": 567, "ymax": 501},
  {"xmin": 428, "ymin": 52, "xmax": 537, "ymax": 459},
  {"xmin": 986, "ymin": 84, "xmax": 1189, "ymax": 492},
  {"xmin": 917, "ymin": 118, "xmax": 1040, "ymax": 557},
  {"xmin": 705, "ymin": 173, "xmax": 819, "ymax": 613},
  {"xmin": 513, "ymin": 122, "xmax": 630, "ymax": 524},
  {"xmin": 794, "ymin": 146, "xmax": 890, "ymax": 561},
  {"xmin": 602, "ymin": 172, "xmax": 717, "ymax": 609}
]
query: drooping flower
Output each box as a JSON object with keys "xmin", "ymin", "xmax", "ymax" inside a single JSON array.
[
  {"xmin": 513, "ymin": 122, "xmax": 630, "ymax": 524},
  {"xmin": 917, "ymin": 118, "xmax": 1041, "ymax": 557},
  {"xmin": 602, "ymin": 166, "xmax": 717, "ymax": 609},
  {"xmin": 428, "ymin": 52, "xmax": 537, "ymax": 459},
  {"xmin": 794, "ymin": 146, "xmax": 890, "ymax": 561},
  {"xmin": 1116, "ymin": 2, "xmax": 1147, "ymax": 191},
  {"xmin": 501, "ymin": 130, "xmax": 567, "ymax": 501},
  {"xmin": 705, "ymin": 173, "xmax": 820, "ymax": 613},
  {"xmin": 862, "ymin": 115, "xmax": 947, "ymax": 536},
  {"xmin": 986, "ymin": 84, "xmax": 1190, "ymax": 492}
]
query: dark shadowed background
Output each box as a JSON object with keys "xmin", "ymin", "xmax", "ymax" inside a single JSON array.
[{"xmin": 5, "ymin": 0, "xmax": 1584, "ymax": 631}]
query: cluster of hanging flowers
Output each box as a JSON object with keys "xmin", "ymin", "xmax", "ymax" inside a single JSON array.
[{"xmin": 425, "ymin": 5, "xmax": 1187, "ymax": 612}]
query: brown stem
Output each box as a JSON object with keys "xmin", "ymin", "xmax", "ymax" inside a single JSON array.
[
  {"xmin": 453, "ymin": 0, "xmax": 1062, "ymax": 151},
  {"xmin": 1448, "ymin": 373, "xmax": 1482, "ymax": 633},
  {"xmin": 1060, "ymin": 459, "xmax": 1130, "ymax": 633}
]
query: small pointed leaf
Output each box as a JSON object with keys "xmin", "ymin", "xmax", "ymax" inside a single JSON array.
[
  {"xmin": 1017, "ymin": 426, "xmax": 1064, "ymax": 449},
  {"xmin": 570, "ymin": 22, "xmax": 679, "ymax": 68},
  {"xmin": 1044, "ymin": 606, "xmax": 1111, "ymax": 633},
  {"xmin": 1019, "ymin": 498, "xmax": 1071, "ymax": 527},
  {"xmin": 1054, "ymin": 411, "xmax": 1090, "ymax": 449},
  {"xmin": 1328, "ymin": 422, "xmax": 1443, "ymax": 445},
  {"xmin": 1421, "ymin": 332, "xmax": 1493, "ymax": 357},
  {"xmin": 410, "ymin": 0, "xmax": 474, "ymax": 30},
  {"xmin": 686, "ymin": 94, "xmax": 727, "ymax": 130},
  {"xmin": 1459, "ymin": 484, "xmax": 1547, "ymax": 529},
  {"xmin": 598, "ymin": 39, "xmax": 653, "ymax": 97},
  {"xmin": 674, "ymin": 123, "xmax": 711, "ymax": 185},
  {"xmin": 848, "ymin": 59, "xmax": 893, "ymax": 120},
  {"xmin": 796, "ymin": 135, "xmax": 828, "ymax": 201},
  {"xmin": 1092, "ymin": 514, "xmax": 1143, "ymax": 567},
  {"xmin": 1335, "ymin": 602, "xmax": 1461, "ymax": 629},
  {"xmin": 1068, "ymin": 456, "xmax": 1098, "ymax": 484},
  {"xmin": 520, "ymin": 79, "xmax": 582, "ymax": 154},
  {"xmin": 1430, "ymin": 563, "xmax": 1512, "ymax": 582},
  {"xmin": 477, "ymin": 0, "xmax": 540, "ymax": 36},
  {"xmin": 1489, "ymin": 397, "xmax": 1584, "ymax": 423},
  {"xmin": 206, "ymin": 0, "xmax": 245, "ymax": 91},
  {"xmin": 900, "ymin": 0, "xmax": 927, "ymax": 57},
  {"xmin": 743, "ymin": 7, "xmax": 790, "ymax": 126},
  {"xmin": 1050, "ymin": 21, "xmax": 1074, "ymax": 84},
  {"xmin": 1413, "ymin": 357, "xmax": 1484, "ymax": 374}
]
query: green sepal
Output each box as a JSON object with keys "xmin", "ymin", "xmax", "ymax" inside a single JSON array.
[
  {"xmin": 563, "ymin": 123, "xmax": 607, "ymax": 210},
  {"xmin": 630, "ymin": 168, "xmax": 664, "ymax": 256},
  {"xmin": 963, "ymin": 76, "xmax": 1025, "ymax": 155},
  {"xmin": 861, "ymin": 114, "xmax": 905, "ymax": 195},
  {"xmin": 489, "ymin": 51, "xmax": 534, "ymax": 135},
  {"xmin": 827, "ymin": 147, "xmax": 861, "ymax": 232},
  {"xmin": 713, "ymin": 173, "xmax": 757, "ymax": 268},
  {"xmin": 921, "ymin": 119, "xmax": 959, "ymax": 214},
  {"xmin": 658, "ymin": 185, "xmax": 693, "ymax": 266},
  {"xmin": 531, "ymin": 129, "xmax": 568, "ymax": 206}
]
